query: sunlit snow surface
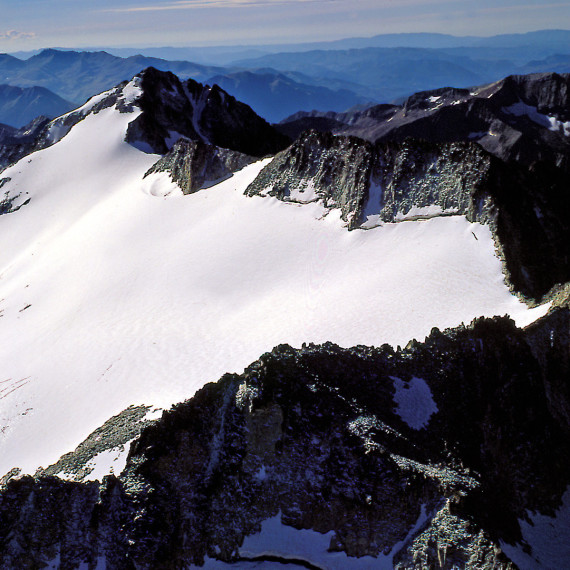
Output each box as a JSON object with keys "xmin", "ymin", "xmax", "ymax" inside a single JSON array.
[
  {"xmin": 504, "ymin": 101, "xmax": 570, "ymax": 136},
  {"xmin": 0, "ymin": 101, "xmax": 549, "ymax": 477}
]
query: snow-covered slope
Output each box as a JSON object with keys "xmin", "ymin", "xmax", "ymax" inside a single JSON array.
[{"xmin": 0, "ymin": 80, "xmax": 548, "ymax": 479}]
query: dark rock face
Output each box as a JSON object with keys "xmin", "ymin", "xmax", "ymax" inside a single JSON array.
[
  {"xmin": 246, "ymin": 130, "xmax": 376, "ymax": 227},
  {"xmin": 0, "ymin": 308, "xmax": 568, "ymax": 569},
  {"xmin": 2, "ymin": 67, "xmax": 290, "ymax": 176},
  {"xmin": 126, "ymin": 67, "xmax": 291, "ymax": 157},
  {"xmin": 145, "ymin": 138, "xmax": 255, "ymax": 195}
]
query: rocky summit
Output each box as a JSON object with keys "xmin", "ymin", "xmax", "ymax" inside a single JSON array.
[
  {"xmin": 0, "ymin": 67, "xmax": 290, "ymax": 175},
  {"xmin": 125, "ymin": 67, "xmax": 290, "ymax": 157}
]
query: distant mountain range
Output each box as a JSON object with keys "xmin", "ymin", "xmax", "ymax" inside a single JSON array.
[
  {"xmin": 12, "ymin": 29, "xmax": 570, "ymax": 64},
  {"xmin": 233, "ymin": 46, "xmax": 570, "ymax": 102},
  {"xmin": 0, "ymin": 49, "xmax": 225, "ymax": 105},
  {"xmin": 2, "ymin": 30, "xmax": 570, "ymax": 125},
  {"xmin": 206, "ymin": 70, "xmax": 374, "ymax": 123},
  {"xmin": 0, "ymin": 50, "xmax": 373, "ymax": 124},
  {"xmin": 0, "ymin": 85, "xmax": 74, "ymax": 128}
]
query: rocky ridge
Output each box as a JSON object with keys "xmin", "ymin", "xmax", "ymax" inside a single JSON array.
[
  {"xmin": 0, "ymin": 308, "xmax": 568, "ymax": 568},
  {"xmin": 246, "ymin": 131, "xmax": 494, "ymax": 228},
  {"xmin": 278, "ymin": 72, "xmax": 570, "ymax": 171},
  {"xmin": 125, "ymin": 67, "xmax": 290, "ymax": 157},
  {"xmin": 0, "ymin": 115, "xmax": 50, "ymax": 171}
]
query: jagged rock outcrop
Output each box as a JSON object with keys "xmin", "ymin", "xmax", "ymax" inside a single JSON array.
[
  {"xmin": 144, "ymin": 138, "xmax": 255, "ymax": 194},
  {"xmin": 1, "ymin": 67, "xmax": 291, "ymax": 177},
  {"xmin": 246, "ymin": 130, "xmax": 377, "ymax": 227},
  {"xmin": 0, "ymin": 308, "xmax": 568, "ymax": 569},
  {"xmin": 246, "ymin": 131, "xmax": 495, "ymax": 228},
  {"xmin": 34, "ymin": 405, "xmax": 159, "ymax": 483}
]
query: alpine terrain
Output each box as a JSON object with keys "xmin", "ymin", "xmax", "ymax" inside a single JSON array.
[{"xmin": 0, "ymin": 66, "xmax": 567, "ymax": 569}]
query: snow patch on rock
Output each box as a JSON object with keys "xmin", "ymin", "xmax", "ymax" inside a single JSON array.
[
  {"xmin": 392, "ymin": 376, "xmax": 438, "ymax": 430},
  {"xmin": 504, "ymin": 101, "xmax": 570, "ymax": 136},
  {"xmin": 191, "ymin": 506, "xmax": 430, "ymax": 569}
]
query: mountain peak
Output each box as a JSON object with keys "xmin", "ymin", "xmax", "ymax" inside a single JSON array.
[{"xmin": 126, "ymin": 66, "xmax": 290, "ymax": 156}]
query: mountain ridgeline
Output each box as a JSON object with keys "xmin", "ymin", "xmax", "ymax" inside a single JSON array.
[
  {"xmin": 0, "ymin": 66, "xmax": 291, "ymax": 173},
  {"xmin": 0, "ymin": 84, "xmax": 75, "ymax": 128},
  {"xmin": 278, "ymin": 72, "xmax": 570, "ymax": 170},
  {"xmin": 127, "ymin": 67, "xmax": 290, "ymax": 157},
  {"xmin": 1, "ymin": 69, "xmax": 567, "ymax": 300},
  {"xmin": 2, "ymin": 70, "xmax": 567, "ymax": 301},
  {"xmin": 246, "ymin": 131, "xmax": 568, "ymax": 300}
]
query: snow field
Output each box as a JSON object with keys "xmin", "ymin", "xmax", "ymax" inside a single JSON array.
[
  {"xmin": 500, "ymin": 486, "xmax": 570, "ymax": 569},
  {"xmin": 0, "ymin": 98, "xmax": 550, "ymax": 478}
]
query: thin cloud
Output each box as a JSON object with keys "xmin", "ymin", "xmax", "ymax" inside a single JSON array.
[
  {"xmin": 104, "ymin": 0, "xmax": 336, "ymax": 12},
  {"xmin": 477, "ymin": 2, "xmax": 570, "ymax": 14},
  {"xmin": 0, "ymin": 30, "xmax": 36, "ymax": 41}
]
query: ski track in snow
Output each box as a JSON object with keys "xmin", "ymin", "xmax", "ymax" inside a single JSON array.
[{"xmin": 0, "ymin": 100, "xmax": 550, "ymax": 478}]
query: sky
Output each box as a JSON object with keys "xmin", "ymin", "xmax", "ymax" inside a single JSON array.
[{"xmin": 1, "ymin": 0, "xmax": 569, "ymax": 51}]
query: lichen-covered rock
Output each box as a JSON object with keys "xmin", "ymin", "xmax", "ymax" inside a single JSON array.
[
  {"xmin": 35, "ymin": 405, "xmax": 159, "ymax": 483},
  {"xmin": 245, "ymin": 130, "xmax": 375, "ymax": 228},
  {"xmin": 246, "ymin": 130, "xmax": 498, "ymax": 229},
  {"xmin": 246, "ymin": 128, "xmax": 569, "ymax": 300}
]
